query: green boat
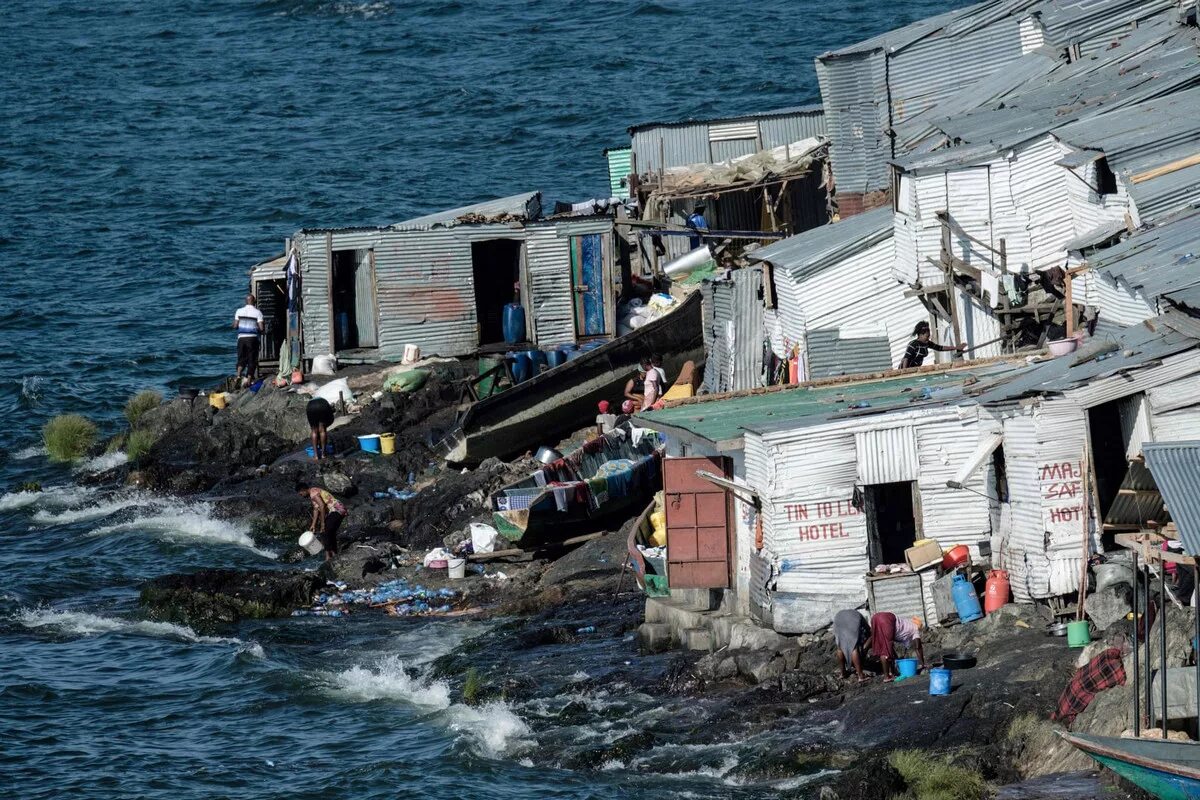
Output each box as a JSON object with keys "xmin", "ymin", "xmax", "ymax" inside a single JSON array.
[
  {"xmin": 488, "ymin": 430, "xmax": 664, "ymax": 547},
  {"xmin": 1060, "ymin": 731, "xmax": 1200, "ymax": 800}
]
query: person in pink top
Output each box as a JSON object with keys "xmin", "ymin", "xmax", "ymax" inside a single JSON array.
[
  {"xmin": 640, "ymin": 357, "xmax": 660, "ymax": 411},
  {"xmin": 870, "ymin": 612, "xmax": 926, "ymax": 682}
]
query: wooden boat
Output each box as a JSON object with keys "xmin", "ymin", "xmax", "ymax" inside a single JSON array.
[
  {"xmin": 1060, "ymin": 731, "xmax": 1200, "ymax": 799},
  {"xmin": 626, "ymin": 499, "xmax": 669, "ymax": 596},
  {"xmin": 488, "ymin": 430, "xmax": 664, "ymax": 547},
  {"xmin": 440, "ymin": 291, "xmax": 703, "ymax": 465}
]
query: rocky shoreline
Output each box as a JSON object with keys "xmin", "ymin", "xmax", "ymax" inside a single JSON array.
[{"xmin": 69, "ymin": 366, "xmax": 1157, "ymax": 798}]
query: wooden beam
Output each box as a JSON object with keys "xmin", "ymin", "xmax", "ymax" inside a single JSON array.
[
  {"xmin": 1131, "ymin": 152, "xmax": 1200, "ymax": 184},
  {"xmin": 1118, "ymin": 489, "xmax": 1162, "ymax": 498}
]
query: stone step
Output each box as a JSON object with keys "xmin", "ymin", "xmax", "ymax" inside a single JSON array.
[
  {"xmin": 682, "ymin": 627, "xmax": 714, "ymax": 652},
  {"xmin": 637, "ymin": 622, "xmax": 672, "ymax": 654}
]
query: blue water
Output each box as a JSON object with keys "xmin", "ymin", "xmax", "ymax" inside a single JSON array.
[{"xmin": 0, "ymin": 1, "xmax": 971, "ymax": 796}]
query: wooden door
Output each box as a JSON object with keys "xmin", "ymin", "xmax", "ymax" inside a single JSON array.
[{"xmin": 664, "ymin": 456, "xmax": 732, "ymax": 589}]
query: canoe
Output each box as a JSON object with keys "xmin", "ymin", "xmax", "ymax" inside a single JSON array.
[
  {"xmin": 1060, "ymin": 731, "xmax": 1200, "ymax": 799},
  {"xmin": 488, "ymin": 430, "xmax": 664, "ymax": 547},
  {"xmin": 626, "ymin": 499, "xmax": 669, "ymax": 597},
  {"xmin": 440, "ymin": 291, "xmax": 704, "ymax": 465}
]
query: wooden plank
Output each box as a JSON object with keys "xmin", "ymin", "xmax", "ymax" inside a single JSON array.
[{"xmin": 1131, "ymin": 152, "xmax": 1200, "ymax": 184}]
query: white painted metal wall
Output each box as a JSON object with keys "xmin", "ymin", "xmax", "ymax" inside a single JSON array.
[
  {"xmin": 775, "ymin": 235, "xmax": 928, "ymax": 370},
  {"xmin": 524, "ymin": 224, "xmax": 574, "ymax": 346},
  {"xmin": 1078, "ymin": 270, "xmax": 1157, "ymax": 327}
]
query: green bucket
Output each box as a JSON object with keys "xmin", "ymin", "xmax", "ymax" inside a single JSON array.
[{"xmin": 1067, "ymin": 620, "xmax": 1092, "ymax": 648}]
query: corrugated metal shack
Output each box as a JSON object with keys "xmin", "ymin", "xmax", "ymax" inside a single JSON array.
[
  {"xmin": 816, "ymin": 0, "xmax": 1184, "ymax": 211},
  {"xmin": 750, "ymin": 207, "xmax": 928, "ymax": 378},
  {"xmin": 639, "ymin": 363, "xmax": 1020, "ymax": 631},
  {"xmin": 271, "ymin": 193, "xmax": 620, "ymax": 362},
  {"xmin": 628, "ymin": 105, "xmax": 826, "ymax": 176},
  {"xmin": 973, "ymin": 315, "xmax": 1200, "ymax": 602},
  {"xmin": 700, "ymin": 266, "xmax": 765, "ymax": 394}
]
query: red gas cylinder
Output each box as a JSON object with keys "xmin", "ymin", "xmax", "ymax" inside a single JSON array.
[{"xmin": 985, "ymin": 569, "xmax": 1010, "ymax": 614}]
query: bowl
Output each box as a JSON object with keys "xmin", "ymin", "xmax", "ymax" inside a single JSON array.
[
  {"xmin": 1047, "ymin": 337, "xmax": 1079, "ymax": 357},
  {"xmin": 1048, "ymin": 622, "xmax": 1069, "ymax": 637},
  {"xmin": 941, "ymin": 652, "xmax": 977, "ymax": 670},
  {"xmin": 941, "ymin": 544, "xmax": 970, "ymax": 570}
]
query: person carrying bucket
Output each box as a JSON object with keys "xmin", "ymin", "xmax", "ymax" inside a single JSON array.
[
  {"xmin": 296, "ymin": 480, "xmax": 346, "ymax": 562},
  {"xmin": 870, "ymin": 612, "xmax": 925, "ymax": 682}
]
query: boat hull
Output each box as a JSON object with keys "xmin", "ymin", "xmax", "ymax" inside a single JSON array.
[
  {"xmin": 443, "ymin": 291, "xmax": 704, "ymax": 465},
  {"xmin": 1061, "ymin": 732, "xmax": 1200, "ymax": 800}
]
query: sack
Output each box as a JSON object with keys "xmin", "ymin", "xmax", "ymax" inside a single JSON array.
[{"xmin": 470, "ymin": 522, "xmax": 499, "ymax": 554}]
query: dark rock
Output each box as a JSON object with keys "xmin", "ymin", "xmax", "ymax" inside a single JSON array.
[
  {"xmin": 539, "ymin": 533, "xmax": 627, "ymax": 586},
  {"xmin": 140, "ymin": 568, "xmax": 323, "ymax": 628}
]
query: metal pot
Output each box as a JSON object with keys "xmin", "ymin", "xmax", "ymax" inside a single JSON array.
[
  {"xmin": 1047, "ymin": 621, "xmax": 1070, "ymax": 637},
  {"xmin": 941, "ymin": 652, "xmax": 977, "ymax": 670},
  {"xmin": 178, "ymin": 386, "xmax": 199, "ymax": 400},
  {"xmin": 535, "ymin": 446, "xmax": 564, "ymax": 465}
]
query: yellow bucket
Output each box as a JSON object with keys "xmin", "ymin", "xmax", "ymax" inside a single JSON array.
[
  {"xmin": 208, "ymin": 392, "xmax": 227, "ymax": 410},
  {"xmin": 379, "ymin": 433, "xmax": 396, "ymax": 455}
]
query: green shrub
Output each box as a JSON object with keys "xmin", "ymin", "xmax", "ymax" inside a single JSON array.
[
  {"xmin": 124, "ymin": 390, "xmax": 163, "ymax": 427},
  {"xmin": 889, "ymin": 750, "xmax": 990, "ymax": 800},
  {"xmin": 126, "ymin": 429, "xmax": 157, "ymax": 463},
  {"xmin": 105, "ymin": 433, "xmax": 127, "ymax": 454},
  {"xmin": 462, "ymin": 668, "xmax": 482, "ymax": 705},
  {"xmin": 43, "ymin": 415, "xmax": 97, "ymax": 462}
]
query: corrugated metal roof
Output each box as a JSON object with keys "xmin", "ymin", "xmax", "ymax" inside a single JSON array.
[
  {"xmin": 749, "ymin": 206, "xmax": 892, "ymax": 281},
  {"xmin": 970, "ymin": 316, "xmax": 1200, "ymax": 405},
  {"xmin": 1143, "ymin": 441, "xmax": 1200, "ymax": 556},
  {"xmin": 390, "ymin": 191, "xmax": 542, "ymax": 231},
  {"xmin": 636, "ymin": 363, "xmax": 1017, "ymax": 447},
  {"xmin": 1088, "ymin": 207, "xmax": 1200, "ymax": 309},
  {"xmin": 627, "ymin": 104, "xmax": 824, "ymax": 135}
]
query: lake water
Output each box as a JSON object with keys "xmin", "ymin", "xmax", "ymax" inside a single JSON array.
[{"xmin": 0, "ymin": 2, "xmax": 978, "ymax": 796}]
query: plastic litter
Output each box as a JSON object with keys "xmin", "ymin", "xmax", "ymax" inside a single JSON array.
[
  {"xmin": 292, "ymin": 579, "xmax": 459, "ymax": 618},
  {"xmin": 470, "ymin": 522, "xmax": 499, "ymax": 554},
  {"xmin": 576, "ymin": 626, "xmax": 595, "ymax": 635}
]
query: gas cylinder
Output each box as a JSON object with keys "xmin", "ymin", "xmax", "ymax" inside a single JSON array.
[
  {"xmin": 788, "ymin": 355, "xmax": 799, "ymax": 385},
  {"xmin": 984, "ymin": 569, "xmax": 1010, "ymax": 614},
  {"xmin": 951, "ymin": 573, "xmax": 983, "ymax": 623}
]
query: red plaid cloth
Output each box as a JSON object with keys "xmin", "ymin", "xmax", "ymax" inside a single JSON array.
[{"xmin": 1053, "ymin": 647, "xmax": 1126, "ymax": 726}]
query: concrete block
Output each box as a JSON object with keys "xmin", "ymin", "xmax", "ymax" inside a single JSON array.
[
  {"xmin": 772, "ymin": 592, "xmax": 845, "ymax": 634},
  {"xmin": 637, "ymin": 622, "xmax": 673, "ymax": 654},
  {"xmin": 670, "ymin": 587, "xmax": 721, "ymax": 611},
  {"xmin": 682, "ymin": 627, "xmax": 714, "ymax": 652},
  {"xmin": 729, "ymin": 620, "xmax": 790, "ymax": 652}
]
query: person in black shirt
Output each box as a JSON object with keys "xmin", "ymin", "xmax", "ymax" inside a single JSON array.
[{"xmin": 899, "ymin": 322, "xmax": 964, "ymax": 369}]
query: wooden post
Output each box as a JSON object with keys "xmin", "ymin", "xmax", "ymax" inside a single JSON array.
[
  {"xmin": 940, "ymin": 214, "xmax": 962, "ymax": 352},
  {"xmin": 1161, "ymin": 565, "xmax": 1169, "ymax": 738},
  {"xmin": 1065, "ymin": 270, "xmax": 1075, "ymax": 338},
  {"xmin": 1133, "ymin": 551, "xmax": 1141, "ymax": 736}
]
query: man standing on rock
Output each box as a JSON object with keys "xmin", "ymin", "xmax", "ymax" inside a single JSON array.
[
  {"xmin": 233, "ymin": 293, "xmax": 264, "ymax": 386},
  {"xmin": 297, "ymin": 479, "xmax": 346, "ymax": 562}
]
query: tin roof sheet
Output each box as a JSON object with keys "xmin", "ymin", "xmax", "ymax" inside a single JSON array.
[
  {"xmin": 1143, "ymin": 441, "xmax": 1200, "ymax": 556},
  {"xmin": 748, "ymin": 206, "xmax": 892, "ymax": 281},
  {"xmin": 390, "ymin": 191, "xmax": 542, "ymax": 231},
  {"xmin": 635, "ymin": 363, "xmax": 1017, "ymax": 448},
  {"xmin": 970, "ymin": 316, "xmax": 1200, "ymax": 404},
  {"xmin": 627, "ymin": 104, "xmax": 824, "ymax": 135},
  {"xmin": 1088, "ymin": 208, "xmax": 1200, "ymax": 307}
]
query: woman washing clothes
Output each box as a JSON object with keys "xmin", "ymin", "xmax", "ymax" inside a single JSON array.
[
  {"xmin": 832, "ymin": 609, "xmax": 871, "ymax": 683},
  {"xmin": 870, "ymin": 611, "xmax": 925, "ymax": 682}
]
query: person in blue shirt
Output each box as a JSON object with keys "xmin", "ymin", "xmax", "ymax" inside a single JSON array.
[{"xmin": 686, "ymin": 204, "xmax": 708, "ymax": 249}]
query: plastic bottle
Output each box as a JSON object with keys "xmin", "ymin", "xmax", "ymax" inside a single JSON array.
[{"xmin": 576, "ymin": 626, "xmax": 596, "ymax": 635}]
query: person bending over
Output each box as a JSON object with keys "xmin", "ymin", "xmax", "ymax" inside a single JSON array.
[
  {"xmin": 306, "ymin": 396, "xmax": 334, "ymax": 460},
  {"xmin": 899, "ymin": 322, "xmax": 964, "ymax": 369},
  {"xmin": 297, "ymin": 480, "xmax": 346, "ymax": 561}
]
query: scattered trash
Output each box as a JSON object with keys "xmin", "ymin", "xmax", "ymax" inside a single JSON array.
[
  {"xmin": 470, "ymin": 522, "xmax": 499, "ymax": 554},
  {"xmin": 292, "ymin": 579, "xmax": 459, "ymax": 619},
  {"xmin": 576, "ymin": 626, "xmax": 595, "ymax": 635}
]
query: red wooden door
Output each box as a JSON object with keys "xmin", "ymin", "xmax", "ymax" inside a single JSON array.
[{"xmin": 664, "ymin": 456, "xmax": 731, "ymax": 589}]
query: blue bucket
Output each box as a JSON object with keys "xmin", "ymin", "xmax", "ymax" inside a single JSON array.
[
  {"xmin": 929, "ymin": 667, "xmax": 952, "ymax": 696},
  {"xmin": 896, "ymin": 658, "xmax": 919, "ymax": 679},
  {"xmin": 545, "ymin": 349, "xmax": 568, "ymax": 369},
  {"xmin": 358, "ymin": 435, "xmax": 381, "ymax": 454}
]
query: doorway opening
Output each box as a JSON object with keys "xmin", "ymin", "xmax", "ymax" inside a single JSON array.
[
  {"xmin": 864, "ymin": 482, "xmax": 919, "ymax": 568},
  {"xmin": 331, "ymin": 249, "xmax": 377, "ymax": 352},
  {"xmin": 254, "ymin": 278, "xmax": 288, "ymax": 363},
  {"xmin": 472, "ymin": 239, "xmax": 522, "ymax": 347},
  {"xmin": 1087, "ymin": 392, "xmax": 1159, "ymax": 548}
]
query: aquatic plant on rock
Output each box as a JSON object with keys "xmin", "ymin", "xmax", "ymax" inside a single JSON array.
[
  {"xmin": 124, "ymin": 390, "xmax": 163, "ymax": 427},
  {"xmin": 42, "ymin": 414, "xmax": 97, "ymax": 462},
  {"xmin": 126, "ymin": 429, "xmax": 157, "ymax": 463},
  {"xmin": 888, "ymin": 750, "xmax": 990, "ymax": 800}
]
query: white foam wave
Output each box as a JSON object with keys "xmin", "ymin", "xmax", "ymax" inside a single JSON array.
[
  {"xmin": 89, "ymin": 502, "xmax": 275, "ymax": 558},
  {"xmin": 0, "ymin": 484, "xmax": 95, "ymax": 513},
  {"xmin": 76, "ymin": 451, "xmax": 128, "ymax": 473},
  {"xmin": 15, "ymin": 608, "xmax": 261, "ymax": 651},
  {"xmin": 33, "ymin": 493, "xmax": 151, "ymax": 526},
  {"xmin": 12, "ymin": 445, "xmax": 46, "ymax": 460},
  {"xmin": 329, "ymin": 654, "xmax": 452, "ymax": 708},
  {"xmin": 446, "ymin": 701, "xmax": 533, "ymax": 758}
]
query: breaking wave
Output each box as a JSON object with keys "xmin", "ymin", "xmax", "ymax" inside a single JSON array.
[
  {"xmin": 15, "ymin": 608, "xmax": 265, "ymax": 655},
  {"xmin": 32, "ymin": 493, "xmax": 152, "ymax": 526},
  {"xmin": 0, "ymin": 484, "xmax": 95, "ymax": 512},
  {"xmin": 446, "ymin": 701, "xmax": 533, "ymax": 758},
  {"xmin": 12, "ymin": 445, "xmax": 46, "ymax": 460},
  {"xmin": 87, "ymin": 501, "xmax": 275, "ymax": 558},
  {"xmin": 328, "ymin": 654, "xmax": 452, "ymax": 708}
]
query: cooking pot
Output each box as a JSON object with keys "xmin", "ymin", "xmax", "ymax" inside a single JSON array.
[
  {"xmin": 178, "ymin": 386, "xmax": 199, "ymax": 400},
  {"xmin": 1047, "ymin": 621, "xmax": 1069, "ymax": 637},
  {"xmin": 535, "ymin": 446, "xmax": 564, "ymax": 465},
  {"xmin": 941, "ymin": 652, "xmax": 977, "ymax": 670}
]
